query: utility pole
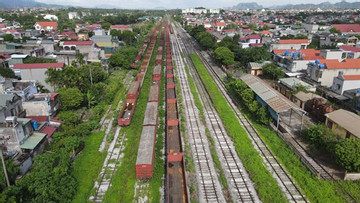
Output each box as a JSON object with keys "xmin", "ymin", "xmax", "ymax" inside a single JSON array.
[
  {"xmin": 89, "ymin": 65, "xmax": 93, "ymax": 86},
  {"xmin": 0, "ymin": 143, "xmax": 10, "ymax": 187}
]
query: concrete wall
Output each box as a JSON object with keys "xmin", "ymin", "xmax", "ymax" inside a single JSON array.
[
  {"xmin": 22, "ymin": 102, "xmax": 50, "ymax": 117},
  {"xmin": 344, "ymin": 172, "xmax": 360, "ymax": 180},
  {"xmin": 19, "ymin": 68, "xmax": 57, "ymax": 91},
  {"xmin": 302, "ymin": 24, "xmax": 319, "ymax": 33},
  {"xmin": 270, "ymin": 43, "xmax": 305, "ymax": 51},
  {"xmin": 331, "ymin": 77, "xmax": 360, "ymax": 95},
  {"xmin": 19, "ymin": 156, "xmax": 32, "ymax": 174},
  {"xmin": 320, "ymin": 50, "xmax": 344, "ymax": 60},
  {"xmin": 0, "ymin": 124, "xmax": 24, "ymax": 153},
  {"xmin": 308, "ymin": 65, "xmax": 360, "ymax": 87},
  {"xmin": 289, "ymin": 60, "xmax": 311, "ymax": 72}
]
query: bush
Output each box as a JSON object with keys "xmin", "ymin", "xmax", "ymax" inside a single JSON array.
[
  {"xmin": 335, "ymin": 138, "xmax": 360, "ymax": 172},
  {"xmin": 58, "ymin": 111, "xmax": 79, "ymax": 126},
  {"xmin": 58, "ymin": 88, "xmax": 84, "ymax": 110}
]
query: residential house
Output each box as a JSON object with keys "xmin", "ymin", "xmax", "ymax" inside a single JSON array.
[
  {"xmin": 340, "ymin": 45, "xmax": 360, "ymax": 59},
  {"xmin": 331, "ymin": 73, "xmax": 360, "ymax": 95},
  {"xmin": 247, "ymin": 61, "xmax": 270, "ymax": 76},
  {"xmin": 292, "ymin": 91, "xmax": 323, "ymax": 110},
  {"xmin": 68, "ymin": 12, "xmax": 79, "ymax": 20},
  {"xmin": 239, "ymin": 34, "xmax": 262, "ymax": 48},
  {"xmin": 330, "ymin": 24, "xmax": 360, "ymax": 36},
  {"xmin": 325, "ymin": 109, "xmax": 360, "ymax": 139},
  {"xmin": 307, "ymin": 59, "xmax": 360, "ymax": 87},
  {"xmin": 274, "ymin": 77, "xmax": 316, "ymax": 99},
  {"xmin": 214, "ymin": 22, "xmax": 226, "ymax": 32},
  {"xmin": 302, "ymin": 23, "xmax": 319, "ymax": 34},
  {"xmin": 269, "ymin": 39, "xmax": 310, "ymax": 51},
  {"xmin": 22, "ymin": 93, "xmax": 60, "ymax": 120},
  {"xmin": 110, "ymin": 25, "xmax": 133, "ymax": 33},
  {"xmin": 13, "ymin": 63, "xmax": 65, "ymax": 91},
  {"xmin": 34, "ymin": 21, "xmax": 57, "ymax": 32}
]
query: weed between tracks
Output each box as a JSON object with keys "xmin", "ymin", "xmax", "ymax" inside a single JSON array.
[
  {"xmin": 180, "ymin": 50, "xmax": 231, "ymax": 201},
  {"xmin": 174, "ymin": 60, "xmax": 199, "ymax": 202},
  {"xmin": 102, "ymin": 25, "xmax": 160, "ymax": 203},
  {"xmin": 189, "ymin": 54, "xmax": 287, "ymax": 203}
]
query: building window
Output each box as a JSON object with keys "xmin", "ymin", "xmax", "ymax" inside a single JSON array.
[
  {"xmin": 327, "ymin": 120, "xmax": 333, "ymax": 129},
  {"xmin": 346, "ymin": 131, "xmax": 351, "ymax": 139}
]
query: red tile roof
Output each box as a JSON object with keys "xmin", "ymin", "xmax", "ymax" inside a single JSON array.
[
  {"xmin": 110, "ymin": 25, "xmax": 129, "ymax": 28},
  {"xmin": 332, "ymin": 24, "xmax": 360, "ymax": 33},
  {"xmin": 50, "ymin": 93, "xmax": 59, "ymax": 101},
  {"xmin": 14, "ymin": 63, "xmax": 65, "ymax": 69},
  {"xmin": 250, "ymin": 43, "xmax": 264, "ymax": 47},
  {"xmin": 63, "ymin": 41, "xmax": 92, "ymax": 45},
  {"xmin": 343, "ymin": 74, "xmax": 360, "ymax": 80},
  {"xmin": 40, "ymin": 126, "xmax": 57, "ymax": 137},
  {"xmin": 279, "ymin": 39, "xmax": 309, "ymax": 44},
  {"xmin": 0, "ymin": 24, "xmax": 5, "ymax": 28},
  {"xmin": 340, "ymin": 45, "xmax": 360, "ymax": 52},
  {"xmin": 247, "ymin": 34, "xmax": 261, "ymax": 39},
  {"xmin": 36, "ymin": 21, "xmax": 57, "ymax": 30},
  {"xmin": 26, "ymin": 116, "xmax": 48, "ymax": 122},
  {"xmin": 322, "ymin": 59, "xmax": 360, "ymax": 69},
  {"xmin": 261, "ymin": 30, "xmax": 272, "ymax": 35},
  {"xmin": 215, "ymin": 22, "xmax": 226, "ymax": 27},
  {"xmin": 273, "ymin": 49, "xmax": 323, "ymax": 60}
]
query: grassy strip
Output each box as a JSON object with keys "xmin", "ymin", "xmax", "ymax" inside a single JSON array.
[
  {"xmin": 251, "ymin": 120, "xmax": 360, "ymax": 202},
  {"xmin": 71, "ymin": 131, "xmax": 107, "ymax": 203},
  {"xmin": 189, "ymin": 54, "xmax": 287, "ymax": 203},
  {"xmin": 102, "ymin": 27, "xmax": 160, "ymax": 203}
]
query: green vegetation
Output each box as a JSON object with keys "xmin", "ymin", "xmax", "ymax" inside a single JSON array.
[
  {"xmin": 213, "ymin": 47, "xmax": 235, "ymax": 66},
  {"xmin": 103, "ymin": 25, "xmax": 159, "ymax": 202},
  {"xmin": 23, "ymin": 56, "xmax": 56, "ymax": 64},
  {"xmin": 72, "ymin": 131, "xmax": 107, "ymax": 203},
  {"xmin": 109, "ymin": 46, "xmax": 138, "ymax": 69},
  {"xmin": 0, "ymin": 67, "xmax": 16, "ymax": 79},
  {"xmin": 189, "ymin": 54, "xmax": 287, "ymax": 202},
  {"xmin": 234, "ymin": 46, "xmax": 271, "ymax": 66},
  {"xmin": 251, "ymin": 122, "xmax": 360, "ymax": 202},
  {"xmin": 262, "ymin": 63, "xmax": 286, "ymax": 80},
  {"xmin": 304, "ymin": 125, "xmax": 360, "ymax": 172}
]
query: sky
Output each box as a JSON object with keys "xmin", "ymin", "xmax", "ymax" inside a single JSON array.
[{"xmin": 35, "ymin": 0, "xmax": 360, "ymax": 9}]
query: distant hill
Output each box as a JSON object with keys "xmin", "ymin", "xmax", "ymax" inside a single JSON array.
[
  {"xmin": 0, "ymin": 0, "xmax": 65, "ymax": 8},
  {"xmin": 230, "ymin": 2, "xmax": 263, "ymax": 10},
  {"xmin": 271, "ymin": 0, "xmax": 360, "ymax": 9},
  {"xmin": 229, "ymin": 1, "xmax": 360, "ymax": 10}
]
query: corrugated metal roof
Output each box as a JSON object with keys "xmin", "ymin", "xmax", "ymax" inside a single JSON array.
[
  {"xmin": 325, "ymin": 109, "xmax": 360, "ymax": 138},
  {"xmin": 240, "ymin": 74, "xmax": 298, "ymax": 113},
  {"xmin": 20, "ymin": 133, "xmax": 46, "ymax": 150}
]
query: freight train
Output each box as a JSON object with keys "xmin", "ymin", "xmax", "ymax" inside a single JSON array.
[
  {"xmin": 118, "ymin": 24, "xmax": 160, "ymax": 126},
  {"xmin": 165, "ymin": 22, "xmax": 189, "ymax": 203},
  {"xmin": 135, "ymin": 22, "xmax": 166, "ymax": 179}
]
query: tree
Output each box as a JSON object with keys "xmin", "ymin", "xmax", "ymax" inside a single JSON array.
[
  {"xmin": 234, "ymin": 47, "xmax": 271, "ymax": 65},
  {"xmin": 3, "ymin": 34, "xmax": 14, "ymax": 42},
  {"xmin": 256, "ymin": 106, "xmax": 271, "ymax": 125},
  {"xmin": 330, "ymin": 28, "xmax": 342, "ymax": 35},
  {"xmin": 0, "ymin": 159, "xmax": 19, "ymax": 193},
  {"xmin": 58, "ymin": 87, "xmax": 84, "ymax": 110},
  {"xmin": 0, "ymin": 67, "xmax": 16, "ymax": 78},
  {"xmin": 58, "ymin": 111, "xmax": 79, "ymax": 126},
  {"xmin": 262, "ymin": 63, "xmax": 285, "ymax": 80},
  {"xmin": 335, "ymin": 138, "xmax": 360, "ymax": 172},
  {"xmin": 214, "ymin": 47, "xmax": 235, "ymax": 66},
  {"xmin": 240, "ymin": 88, "xmax": 254, "ymax": 106},
  {"xmin": 217, "ymin": 36, "xmax": 237, "ymax": 51},
  {"xmin": 189, "ymin": 25, "xmax": 206, "ymax": 37},
  {"xmin": 122, "ymin": 30, "xmax": 136, "ymax": 45},
  {"xmin": 109, "ymin": 52, "xmax": 131, "ymax": 69},
  {"xmin": 101, "ymin": 22, "xmax": 111, "ymax": 30}
]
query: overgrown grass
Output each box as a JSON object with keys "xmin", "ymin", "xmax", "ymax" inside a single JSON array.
[
  {"xmin": 71, "ymin": 131, "xmax": 107, "ymax": 203},
  {"xmin": 102, "ymin": 26, "xmax": 160, "ymax": 203},
  {"xmin": 189, "ymin": 54, "xmax": 287, "ymax": 203},
  {"xmin": 251, "ymin": 121, "xmax": 360, "ymax": 202}
]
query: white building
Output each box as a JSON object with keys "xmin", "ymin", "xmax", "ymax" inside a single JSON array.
[
  {"xmin": 209, "ymin": 9, "xmax": 220, "ymax": 14},
  {"xmin": 43, "ymin": 14, "xmax": 58, "ymax": 21},
  {"xmin": 182, "ymin": 8, "xmax": 207, "ymax": 14},
  {"xmin": 68, "ymin": 12, "xmax": 79, "ymax": 20},
  {"xmin": 331, "ymin": 73, "xmax": 360, "ymax": 95},
  {"xmin": 307, "ymin": 59, "xmax": 360, "ymax": 87}
]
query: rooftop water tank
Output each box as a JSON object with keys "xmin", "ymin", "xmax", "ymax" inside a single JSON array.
[
  {"xmin": 292, "ymin": 52, "xmax": 298, "ymax": 58},
  {"xmin": 285, "ymin": 49, "xmax": 290, "ymax": 55},
  {"xmin": 312, "ymin": 62, "xmax": 316, "ymax": 66},
  {"xmin": 357, "ymin": 89, "xmax": 360, "ymax": 93},
  {"xmin": 315, "ymin": 59, "xmax": 320, "ymax": 64},
  {"xmin": 319, "ymin": 64, "xmax": 325, "ymax": 68}
]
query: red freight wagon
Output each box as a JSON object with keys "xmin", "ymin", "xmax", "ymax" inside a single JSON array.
[
  {"xmin": 153, "ymin": 65, "xmax": 162, "ymax": 81},
  {"xmin": 148, "ymin": 82, "xmax": 160, "ymax": 102},
  {"xmin": 166, "ymin": 65, "xmax": 173, "ymax": 70},
  {"xmin": 136, "ymin": 125, "xmax": 157, "ymax": 179},
  {"xmin": 118, "ymin": 99, "xmax": 136, "ymax": 126},
  {"xmin": 143, "ymin": 102, "xmax": 159, "ymax": 126},
  {"xmin": 127, "ymin": 81, "xmax": 140, "ymax": 99},
  {"xmin": 156, "ymin": 55, "xmax": 162, "ymax": 65}
]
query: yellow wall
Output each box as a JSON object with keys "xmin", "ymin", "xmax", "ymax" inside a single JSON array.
[{"xmin": 325, "ymin": 118, "xmax": 355, "ymax": 139}]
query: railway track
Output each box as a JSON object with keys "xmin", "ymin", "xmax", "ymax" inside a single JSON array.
[
  {"xmin": 173, "ymin": 27, "xmax": 259, "ymax": 203},
  {"xmin": 177, "ymin": 27, "xmax": 308, "ymax": 203},
  {"xmin": 170, "ymin": 26, "xmax": 225, "ymax": 203}
]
